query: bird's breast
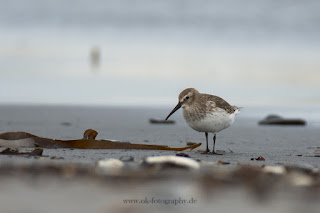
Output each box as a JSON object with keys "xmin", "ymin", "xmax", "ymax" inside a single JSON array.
[{"xmin": 183, "ymin": 108, "xmax": 235, "ymax": 133}]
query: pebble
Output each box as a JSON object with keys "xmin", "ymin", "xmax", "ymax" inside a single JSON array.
[
  {"xmin": 175, "ymin": 153, "xmax": 190, "ymax": 158},
  {"xmin": 258, "ymin": 114, "xmax": 306, "ymax": 126},
  {"xmin": 119, "ymin": 156, "xmax": 134, "ymax": 162},
  {"xmin": 149, "ymin": 118, "xmax": 175, "ymax": 124}
]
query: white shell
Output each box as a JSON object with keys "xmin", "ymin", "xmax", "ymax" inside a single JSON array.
[
  {"xmin": 97, "ymin": 158, "xmax": 124, "ymax": 169},
  {"xmin": 143, "ymin": 155, "xmax": 200, "ymax": 170},
  {"xmin": 262, "ymin": 166, "xmax": 286, "ymax": 175},
  {"xmin": 287, "ymin": 172, "xmax": 313, "ymax": 187}
]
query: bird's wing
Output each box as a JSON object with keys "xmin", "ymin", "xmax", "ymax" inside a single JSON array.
[
  {"xmin": 205, "ymin": 94, "xmax": 235, "ymax": 114},
  {"xmin": 206, "ymin": 100, "xmax": 216, "ymax": 108}
]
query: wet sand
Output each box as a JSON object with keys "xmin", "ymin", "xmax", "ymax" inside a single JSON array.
[
  {"xmin": 0, "ymin": 105, "xmax": 319, "ymax": 212},
  {"xmin": 0, "ymin": 105, "xmax": 319, "ymax": 166}
]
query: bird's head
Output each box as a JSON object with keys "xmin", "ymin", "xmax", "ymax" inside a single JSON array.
[{"xmin": 165, "ymin": 88, "xmax": 198, "ymax": 120}]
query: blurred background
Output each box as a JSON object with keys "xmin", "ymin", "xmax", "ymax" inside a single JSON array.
[{"xmin": 0, "ymin": 0, "xmax": 319, "ymax": 107}]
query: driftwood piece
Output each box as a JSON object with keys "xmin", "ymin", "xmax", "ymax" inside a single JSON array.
[{"xmin": 0, "ymin": 130, "xmax": 201, "ymax": 150}]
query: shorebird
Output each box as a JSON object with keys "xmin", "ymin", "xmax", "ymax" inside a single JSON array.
[{"xmin": 165, "ymin": 88, "xmax": 240, "ymax": 154}]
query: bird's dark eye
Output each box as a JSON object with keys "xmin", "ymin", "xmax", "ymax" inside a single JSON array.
[{"xmin": 185, "ymin": 96, "xmax": 190, "ymax": 100}]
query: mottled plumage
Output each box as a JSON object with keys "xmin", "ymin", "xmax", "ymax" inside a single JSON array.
[{"xmin": 166, "ymin": 88, "xmax": 240, "ymax": 154}]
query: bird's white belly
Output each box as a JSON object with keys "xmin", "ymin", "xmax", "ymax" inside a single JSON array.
[{"xmin": 185, "ymin": 111, "xmax": 235, "ymax": 133}]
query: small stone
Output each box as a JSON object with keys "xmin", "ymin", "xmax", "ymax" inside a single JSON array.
[
  {"xmin": 256, "ymin": 156, "xmax": 265, "ymax": 161},
  {"xmin": 217, "ymin": 160, "xmax": 230, "ymax": 165},
  {"xmin": 119, "ymin": 156, "xmax": 134, "ymax": 162},
  {"xmin": 251, "ymin": 156, "xmax": 265, "ymax": 161},
  {"xmin": 30, "ymin": 148, "xmax": 43, "ymax": 156},
  {"xmin": 186, "ymin": 142, "xmax": 196, "ymax": 146},
  {"xmin": 176, "ymin": 153, "xmax": 190, "ymax": 158},
  {"xmin": 82, "ymin": 129, "xmax": 98, "ymax": 140},
  {"xmin": 258, "ymin": 114, "xmax": 306, "ymax": 126},
  {"xmin": 50, "ymin": 156, "xmax": 64, "ymax": 160}
]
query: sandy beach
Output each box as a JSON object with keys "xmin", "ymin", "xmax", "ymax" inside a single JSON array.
[{"xmin": 0, "ymin": 105, "xmax": 319, "ymax": 213}]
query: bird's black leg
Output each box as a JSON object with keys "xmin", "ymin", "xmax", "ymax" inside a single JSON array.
[
  {"xmin": 212, "ymin": 133, "xmax": 217, "ymax": 154},
  {"xmin": 201, "ymin": 132, "xmax": 210, "ymax": 154}
]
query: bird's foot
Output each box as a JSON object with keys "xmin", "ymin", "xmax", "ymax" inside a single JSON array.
[
  {"xmin": 201, "ymin": 149, "xmax": 210, "ymax": 154},
  {"xmin": 212, "ymin": 150, "xmax": 226, "ymax": 155},
  {"xmin": 201, "ymin": 152, "xmax": 222, "ymax": 155},
  {"xmin": 200, "ymin": 150, "xmax": 226, "ymax": 155}
]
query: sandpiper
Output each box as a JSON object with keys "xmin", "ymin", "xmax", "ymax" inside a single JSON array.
[{"xmin": 165, "ymin": 88, "xmax": 240, "ymax": 154}]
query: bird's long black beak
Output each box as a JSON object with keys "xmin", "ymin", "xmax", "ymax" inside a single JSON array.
[{"xmin": 165, "ymin": 103, "xmax": 181, "ymax": 120}]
